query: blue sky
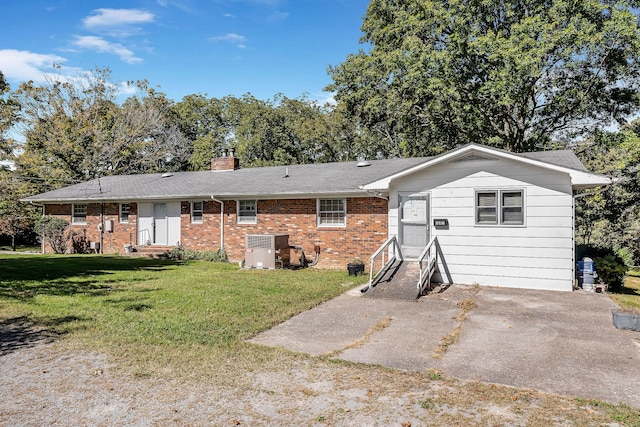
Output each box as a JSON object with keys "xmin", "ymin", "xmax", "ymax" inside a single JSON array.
[{"xmin": 0, "ymin": 0, "xmax": 370, "ymax": 104}]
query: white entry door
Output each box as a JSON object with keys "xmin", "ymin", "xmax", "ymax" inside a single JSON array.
[
  {"xmin": 138, "ymin": 202, "xmax": 180, "ymax": 246},
  {"xmin": 399, "ymin": 194, "xmax": 429, "ymax": 259},
  {"xmin": 153, "ymin": 203, "xmax": 168, "ymax": 245}
]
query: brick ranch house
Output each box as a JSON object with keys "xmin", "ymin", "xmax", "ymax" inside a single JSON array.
[{"xmin": 23, "ymin": 144, "xmax": 609, "ymax": 291}]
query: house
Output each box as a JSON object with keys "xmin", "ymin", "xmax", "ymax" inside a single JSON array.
[{"xmin": 23, "ymin": 144, "xmax": 609, "ymax": 291}]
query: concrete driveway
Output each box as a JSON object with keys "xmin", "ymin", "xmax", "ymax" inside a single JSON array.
[{"xmin": 250, "ymin": 285, "xmax": 640, "ymax": 407}]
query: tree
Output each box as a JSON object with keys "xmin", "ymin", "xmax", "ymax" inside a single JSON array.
[
  {"xmin": 12, "ymin": 68, "xmax": 190, "ymax": 192},
  {"xmin": 0, "ymin": 168, "xmax": 38, "ymax": 250},
  {"xmin": 0, "ymin": 71, "xmax": 19, "ymax": 160},
  {"xmin": 328, "ymin": 0, "xmax": 640, "ymax": 155},
  {"xmin": 574, "ymin": 123, "xmax": 640, "ymax": 264},
  {"xmin": 172, "ymin": 94, "xmax": 231, "ymax": 171}
]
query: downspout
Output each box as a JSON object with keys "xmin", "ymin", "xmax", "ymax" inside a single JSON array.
[
  {"xmin": 100, "ymin": 203, "xmax": 104, "ymax": 254},
  {"xmin": 210, "ymin": 196, "xmax": 224, "ymax": 250}
]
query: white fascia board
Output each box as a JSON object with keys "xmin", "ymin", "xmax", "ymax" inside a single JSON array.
[{"xmin": 361, "ymin": 143, "xmax": 610, "ymax": 190}]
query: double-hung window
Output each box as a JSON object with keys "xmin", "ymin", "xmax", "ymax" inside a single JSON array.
[
  {"xmin": 120, "ymin": 203, "xmax": 131, "ymax": 223},
  {"xmin": 191, "ymin": 201, "xmax": 203, "ymax": 223},
  {"xmin": 237, "ymin": 200, "xmax": 257, "ymax": 224},
  {"xmin": 72, "ymin": 204, "xmax": 87, "ymax": 224},
  {"xmin": 475, "ymin": 190, "xmax": 524, "ymax": 225},
  {"xmin": 318, "ymin": 199, "xmax": 346, "ymax": 227}
]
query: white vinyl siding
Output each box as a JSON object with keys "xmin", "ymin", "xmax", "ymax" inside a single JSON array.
[
  {"xmin": 72, "ymin": 204, "xmax": 87, "ymax": 224},
  {"xmin": 191, "ymin": 201, "xmax": 203, "ymax": 223},
  {"xmin": 389, "ymin": 157, "xmax": 574, "ymax": 291},
  {"xmin": 317, "ymin": 199, "xmax": 346, "ymax": 227},
  {"xmin": 237, "ymin": 200, "xmax": 257, "ymax": 224},
  {"xmin": 120, "ymin": 203, "xmax": 131, "ymax": 223}
]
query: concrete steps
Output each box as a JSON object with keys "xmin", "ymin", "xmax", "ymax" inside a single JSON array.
[{"xmin": 127, "ymin": 246, "xmax": 172, "ymax": 259}]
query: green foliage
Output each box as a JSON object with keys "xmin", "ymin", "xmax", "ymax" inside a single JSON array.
[
  {"xmin": 0, "ymin": 71, "xmax": 19, "ymax": 159},
  {"xmin": 575, "ymin": 121, "xmax": 640, "ymax": 265},
  {"xmin": 328, "ymin": 0, "xmax": 640, "ymax": 155},
  {"xmin": 35, "ymin": 216, "xmax": 69, "ymax": 254},
  {"xmin": 0, "ymin": 169, "xmax": 39, "ymax": 250},
  {"xmin": 577, "ymin": 244, "xmax": 629, "ymax": 290},
  {"xmin": 167, "ymin": 245, "xmax": 228, "ymax": 262}
]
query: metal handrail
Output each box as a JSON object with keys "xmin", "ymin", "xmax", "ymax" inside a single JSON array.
[
  {"xmin": 369, "ymin": 235, "xmax": 404, "ymax": 285},
  {"xmin": 417, "ymin": 235, "xmax": 438, "ymax": 295},
  {"xmin": 137, "ymin": 229, "xmax": 152, "ymax": 246}
]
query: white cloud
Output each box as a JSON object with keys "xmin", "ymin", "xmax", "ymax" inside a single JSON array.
[
  {"xmin": 209, "ymin": 33, "xmax": 247, "ymax": 48},
  {"xmin": 82, "ymin": 8, "xmax": 155, "ymax": 36},
  {"xmin": 73, "ymin": 36, "xmax": 143, "ymax": 64},
  {"xmin": 0, "ymin": 49, "xmax": 66, "ymax": 82}
]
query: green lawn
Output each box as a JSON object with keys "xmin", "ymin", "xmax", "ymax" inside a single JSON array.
[
  {"xmin": 611, "ymin": 271, "xmax": 640, "ymax": 312},
  {"xmin": 0, "ymin": 254, "xmax": 366, "ymax": 379}
]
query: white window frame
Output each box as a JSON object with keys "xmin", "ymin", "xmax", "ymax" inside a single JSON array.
[
  {"xmin": 475, "ymin": 189, "xmax": 524, "ymax": 226},
  {"xmin": 191, "ymin": 201, "xmax": 204, "ymax": 224},
  {"xmin": 317, "ymin": 198, "xmax": 346, "ymax": 227},
  {"xmin": 120, "ymin": 203, "xmax": 131, "ymax": 223},
  {"xmin": 237, "ymin": 200, "xmax": 257, "ymax": 224},
  {"xmin": 72, "ymin": 204, "xmax": 87, "ymax": 225}
]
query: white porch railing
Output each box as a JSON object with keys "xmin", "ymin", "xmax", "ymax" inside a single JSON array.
[
  {"xmin": 369, "ymin": 235, "xmax": 403, "ymax": 286},
  {"xmin": 136, "ymin": 229, "xmax": 152, "ymax": 246},
  {"xmin": 417, "ymin": 235, "xmax": 438, "ymax": 295}
]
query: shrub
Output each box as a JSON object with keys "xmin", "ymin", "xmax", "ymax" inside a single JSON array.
[
  {"xmin": 168, "ymin": 246, "xmax": 227, "ymax": 262},
  {"xmin": 35, "ymin": 216, "xmax": 69, "ymax": 254},
  {"xmin": 576, "ymin": 244, "xmax": 628, "ymax": 291}
]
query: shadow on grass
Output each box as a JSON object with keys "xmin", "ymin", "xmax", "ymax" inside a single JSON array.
[
  {"xmin": 0, "ymin": 255, "xmax": 180, "ymax": 301},
  {"xmin": 0, "ymin": 315, "xmax": 84, "ymax": 357}
]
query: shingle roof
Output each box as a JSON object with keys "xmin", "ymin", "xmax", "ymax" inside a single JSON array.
[{"xmin": 22, "ymin": 146, "xmax": 590, "ymax": 203}]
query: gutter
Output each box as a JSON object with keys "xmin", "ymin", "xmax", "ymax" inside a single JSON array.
[
  {"xmin": 210, "ymin": 196, "xmax": 225, "ymax": 250},
  {"xmin": 572, "ymin": 178, "xmax": 616, "ymax": 200}
]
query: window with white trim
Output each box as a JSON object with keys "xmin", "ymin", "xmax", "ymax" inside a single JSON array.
[
  {"xmin": 191, "ymin": 201, "xmax": 203, "ymax": 223},
  {"xmin": 318, "ymin": 199, "xmax": 346, "ymax": 227},
  {"xmin": 237, "ymin": 200, "xmax": 257, "ymax": 224},
  {"xmin": 120, "ymin": 203, "xmax": 131, "ymax": 223},
  {"xmin": 72, "ymin": 204, "xmax": 87, "ymax": 224},
  {"xmin": 475, "ymin": 190, "xmax": 524, "ymax": 225}
]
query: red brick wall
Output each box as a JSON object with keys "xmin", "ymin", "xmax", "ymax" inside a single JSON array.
[
  {"xmin": 43, "ymin": 197, "xmax": 389, "ymax": 268},
  {"xmin": 43, "ymin": 202, "xmax": 138, "ymax": 254}
]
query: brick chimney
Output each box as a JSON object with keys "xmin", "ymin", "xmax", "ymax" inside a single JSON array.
[{"xmin": 211, "ymin": 148, "xmax": 240, "ymax": 171}]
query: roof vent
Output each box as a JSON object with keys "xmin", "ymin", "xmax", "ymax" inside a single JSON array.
[{"xmin": 161, "ymin": 173, "xmax": 174, "ymax": 178}]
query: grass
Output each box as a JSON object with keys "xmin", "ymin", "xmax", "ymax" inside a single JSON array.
[
  {"xmin": 0, "ymin": 254, "xmax": 366, "ymax": 380},
  {"xmin": 1, "ymin": 255, "xmax": 639, "ymax": 425},
  {"xmin": 0, "ymin": 244, "xmax": 40, "ymax": 252},
  {"xmin": 610, "ymin": 272, "xmax": 640, "ymax": 312}
]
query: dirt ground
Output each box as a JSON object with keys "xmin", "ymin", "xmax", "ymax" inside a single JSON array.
[{"xmin": 0, "ymin": 339, "xmax": 632, "ymax": 427}]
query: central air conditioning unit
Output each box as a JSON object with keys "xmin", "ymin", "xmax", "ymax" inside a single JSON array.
[{"xmin": 244, "ymin": 234, "xmax": 290, "ymax": 269}]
